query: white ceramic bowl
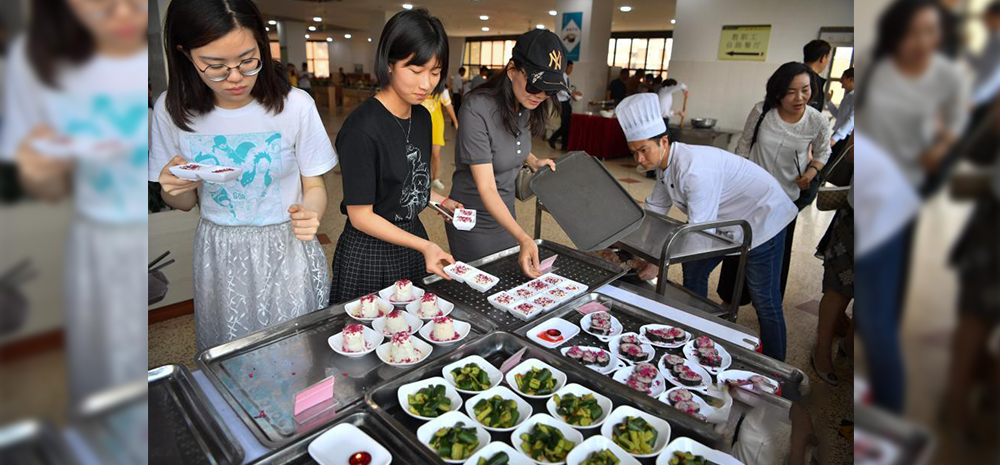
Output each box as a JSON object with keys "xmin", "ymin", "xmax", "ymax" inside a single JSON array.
[
  {"xmin": 510, "ymin": 413, "xmax": 584, "ymax": 465},
  {"xmin": 462, "ymin": 442, "xmax": 534, "ymax": 465},
  {"xmin": 344, "ymin": 296, "xmax": 394, "ymax": 322},
  {"xmin": 464, "ymin": 385, "xmax": 533, "ymax": 432},
  {"xmin": 397, "ymin": 376, "xmax": 464, "ymax": 421},
  {"xmin": 379, "ymin": 283, "xmax": 426, "ymax": 306},
  {"xmin": 559, "ymin": 346, "xmax": 622, "ymax": 375},
  {"xmin": 327, "ymin": 326, "xmax": 384, "ymax": 358},
  {"xmin": 375, "ymin": 335, "xmax": 433, "ymax": 367},
  {"xmin": 565, "ymin": 435, "xmax": 640, "ymax": 465},
  {"xmin": 505, "ymin": 359, "xmax": 567, "ymax": 399},
  {"xmin": 682, "ymin": 339, "xmax": 733, "ymax": 375},
  {"xmin": 406, "ymin": 296, "xmax": 456, "ymax": 320},
  {"xmin": 372, "ymin": 311, "xmax": 423, "ymax": 337},
  {"xmin": 416, "ymin": 411, "xmax": 491, "ymax": 464},
  {"xmin": 612, "ymin": 364, "xmax": 667, "ymax": 397},
  {"xmin": 599, "ymin": 405, "xmax": 672, "ymax": 459},
  {"xmin": 655, "ymin": 437, "xmax": 742, "ymax": 465},
  {"xmin": 419, "ymin": 318, "xmax": 472, "ymax": 346},
  {"xmin": 609, "ymin": 332, "xmax": 655, "ymax": 364},
  {"xmin": 545, "ymin": 383, "xmax": 613, "ymax": 430},
  {"xmin": 308, "ymin": 423, "xmax": 392, "ymax": 465},
  {"xmin": 527, "ymin": 318, "xmax": 580, "ymax": 349},
  {"xmin": 442, "ymin": 355, "xmax": 503, "ymax": 394},
  {"xmin": 659, "ymin": 358, "xmax": 713, "ymax": 394},
  {"xmin": 580, "ymin": 312, "xmax": 623, "ymax": 341}
]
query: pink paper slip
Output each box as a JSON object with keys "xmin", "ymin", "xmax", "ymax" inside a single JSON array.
[
  {"xmin": 575, "ymin": 302, "xmax": 610, "ymax": 315},
  {"xmin": 539, "ymin": 255, "xmax": 558, "ymax": 272},
  {"xmin": 294, "ymin": 375, "xmax": 337, "ymax": 418},
  {"xmin": 500, "ymin": 347, "xmax": 527, "ymax": 374}
]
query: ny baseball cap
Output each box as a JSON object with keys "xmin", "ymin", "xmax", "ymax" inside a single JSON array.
[{"xmin": 512, "ymin": 29, "xmax": 571, "ymax": 94}]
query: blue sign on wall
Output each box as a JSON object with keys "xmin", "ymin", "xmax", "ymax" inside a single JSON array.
[{"xmin": 561, "ymin": 12, "xmax": 583, "ymax": 62}]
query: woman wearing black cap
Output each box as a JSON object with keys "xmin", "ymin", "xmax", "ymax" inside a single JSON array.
[{"xmin": 446, "ymin": 29, "xmax": 565, "ymax": 278}]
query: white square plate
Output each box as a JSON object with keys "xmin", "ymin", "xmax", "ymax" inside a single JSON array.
[
  {"xmin": 344, "ymin": 295, "xmax": 393, "ymax": 321},
  {"xmin": 442, "ymin": 355, "xmax": 503, "ymax": 394},
  {"xmin": 419, "ymin": 318, "xmax": 472, "ymax": 345},
  {"xmin": 378, "ymin": 282, "xmax": 425, "ymax": 306},
  {"xmin": 372, "ymin": 311, "xmax": 423, "ymax": 337},
  {"xmin": 375, "ymin": 335, "xmax": 433, "ymax": 367},
  {"xmin": 405, "ymin": 295, "xmax": 456, "ymax": 320},
  {"xmin": 444, "ymin": 262, "xmax": 478, "ymax": 283},
  {"xmin": 327, "ymin": 325, "xmax": 384, "ymax": 358},
  {"xmin": 565, "ymin": 435, "xmax": 640, "ymax": 465},
  {"xmin": 527, "ymin": 318, "xmax": 580, "ymax": 349},
  {"xmin": 508, "ymin": 301, "xmax": 543, "ymax": 321},
  {"xmin": 505, "ymin": 359, "xmax": 567, "ymax": 399},
  {"xmin": 416, "ymin": 411, "xmax": 491, "ymax": 463},
  {"xmin": 397, "ymin": 376, "xmax": 463, "ymax": 421},
  {"xmin": 599, "ymin": 405, "xmax": 671, "ymax": 458},
  {"xmin": 308, "ymin": 423, "xmax": 392, "ymax": 465}
]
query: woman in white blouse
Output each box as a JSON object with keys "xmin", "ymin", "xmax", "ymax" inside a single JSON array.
[{"xmin": 719, "ymin": 62, "xmax": 831, "ymax": 304}]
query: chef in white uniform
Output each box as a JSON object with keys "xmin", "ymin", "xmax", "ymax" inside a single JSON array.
[{"xmin": 616, "ymin": 93, "xmax": 798, "ymax": 361}]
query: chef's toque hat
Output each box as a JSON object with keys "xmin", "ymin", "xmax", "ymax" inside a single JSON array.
[{"xmin": 615, "ymin": 93, "xmax": 666, "ymax": 142}]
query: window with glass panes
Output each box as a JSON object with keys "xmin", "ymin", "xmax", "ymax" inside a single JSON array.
[
  {"xmin": 463, "ymin": 37, "xmax": 521, "ymax": 71},
  {"xmin": 305, "ymin": 41, "xmax": 330, "ymax": 78},
  {"xmin": 606, "ymin": 32, "xmax": 673, "ymax": 79},
  {"xmin": 826, "ymin": 46, "xmax": 854, "ymax": 108}
]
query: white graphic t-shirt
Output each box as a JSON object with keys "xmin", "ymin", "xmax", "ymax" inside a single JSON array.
[{"xmin": 149, "ymin": 88, "xmax": 337, "ymax": 226}]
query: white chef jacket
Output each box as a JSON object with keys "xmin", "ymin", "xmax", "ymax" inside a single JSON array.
[{"xmin": 644, "ymin": 142, "xmax": 798, "ymax": 250}]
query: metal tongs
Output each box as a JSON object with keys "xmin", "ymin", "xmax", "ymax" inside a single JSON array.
[{"xmin": 148, "ymin": 250, "xmax": 175, "ymax": 274}]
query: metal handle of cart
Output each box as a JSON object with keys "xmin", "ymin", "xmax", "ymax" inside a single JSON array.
[{"xmin": 656, "ymin": 218, "xmax": 752, "ymax": 321}]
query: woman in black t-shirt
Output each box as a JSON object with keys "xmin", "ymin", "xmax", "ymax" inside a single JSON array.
[{"xmin": 330, "ymin": 9, "xmax": 461, "ymax": 304}]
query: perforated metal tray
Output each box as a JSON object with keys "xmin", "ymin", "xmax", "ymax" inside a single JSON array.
[
  {"xmin": 149, "ymin": 365, "xmax": 243, "ymax": 465},
  {"xmin": 249, "ymin": 406, "xmax": 439, "ymax": 464},
  {"xmin": 530, "ymin": 151, "xmax": 645, "ymax": 251},
  {"xmin": 423, "ymin": 240, "xmax": 623, "ymax": 331},
  {"xmin": 197, "ymin": 303, "xmax": 496, "ymax": 448}
]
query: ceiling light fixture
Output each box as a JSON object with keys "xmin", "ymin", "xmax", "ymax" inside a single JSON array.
[
  {"xmin": 308, "ymin": 26, "xmax": 316, "ymax": 31},
  {"xmin": 479, "ymin": 15, "xmax": 489, "ymax": 20},
  {"xmin": 313, "ymin": 17, "xmax": 322, "ymax": 22},
  {"xmin": 402, "ymin": 3, "xmax": 413, "ymax": 9},
  {"xmin": 344, "ymin": 34, "xmax": 352, "ymax": 39},
  {"xmin": 536, "ymin": 24, "xmax": 545, "ymax": 29},
  {"xmin": 481, "ymin": 27, "xmax": 490, "ymax": 32},
  {"xmin": 671, "ymin": 19, "xmax": 676, "ymax": 24},
  {"xmin": 326, "ymin": 37, "xmax": 333, "ymax": 42},
  {"xmin": 548, "ymin": 10, "xmax": 557, "ymax": 16},
  {"xmin": 619, "ymin": 6, "xmax": 632, "ymax": 12},
  {"xmin": 304, "ymin": 34, "xmax": 310, "ymax": 39}
]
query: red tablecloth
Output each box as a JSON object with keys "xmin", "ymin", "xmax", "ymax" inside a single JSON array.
[{"xmin": 566, "ymin": 113, "xmax": 630, "ymax": 159}]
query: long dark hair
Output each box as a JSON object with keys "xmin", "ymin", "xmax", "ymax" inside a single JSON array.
[
  {"xmin": 469, "ymin": 60, "xmax": 551, "ymax": 138},
  {"xmin": 27, "ymin": 0, "xmax": 98, "ymax": 87},
  {"xmin": 375, "ymin": 8, "xmax": 449, "ymax": 96},
  {"xmin": 857, "ymin": 0, "xmax": 941, "ymax": 109},
  {"xmin": 751, "ymin": 62, "xmax": 812, "ymax": 148},
  {"xmin": 163, "ymin": 0, "xmax": 289, "ymax": 132}
]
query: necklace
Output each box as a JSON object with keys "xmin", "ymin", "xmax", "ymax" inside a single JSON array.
[{"xmin": 391, "ymin": 113, "xmax": 412, "ymax": 145}]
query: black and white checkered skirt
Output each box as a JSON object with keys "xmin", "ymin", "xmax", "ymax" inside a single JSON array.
[{"xmin": 329, "ymin": 219, "xmax": 429, "ymax": 305}]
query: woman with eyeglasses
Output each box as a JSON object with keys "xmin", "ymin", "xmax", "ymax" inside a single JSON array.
[
  {"xmin": 446, "ymin": 29, "xmax": 563, "ymax": 277},
  {"xmin": 1, "ymin": 0, "xmax": 148, "ymax": 403},
  {"xmin": 150, "ymin": 0, "xmax": 337, "ymax": 352}
]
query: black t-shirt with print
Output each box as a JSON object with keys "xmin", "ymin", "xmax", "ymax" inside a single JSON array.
[{"xmin": 337, "ymin": 97, "xmax": 432, "ymax": 222}]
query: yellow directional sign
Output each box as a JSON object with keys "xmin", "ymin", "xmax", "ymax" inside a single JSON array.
[{"xmin": 718, "ymin": 25, "xmax": 771, "ymax": 61}]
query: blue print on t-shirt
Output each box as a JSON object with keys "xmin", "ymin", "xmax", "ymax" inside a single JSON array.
[{"xmin": 187, "ymin": 132, "xmax": 283, "ymax": 226}]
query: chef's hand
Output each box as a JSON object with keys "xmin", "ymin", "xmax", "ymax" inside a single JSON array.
[
  {"xmin": 794, "ymin": 170, "xmax": 815, "ymax": 190},
  {"xmin": 528, "ymin": 157, "xmax": 556, "ymax": 172},
  {"xmin": 288, "ymin": 204, "xmax": 320, "ymax": 241},
  {"xmin": 422, "ymin": 242, "xmax": 454, "ymax": 280},
  {"xmin": 518, "ymin": 237, "xmax": 542, "ymax": 279},
  {"xmin": 159, "ymin": 156, "xmax": 202, "ymax": 196}
]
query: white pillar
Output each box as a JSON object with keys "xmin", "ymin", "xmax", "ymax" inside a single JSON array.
[
  {"xmin": 555, "ymin": 0, "xmax": 612, "ymax": 113},
  {"xmin": 278, "ymin": 20, "xmax": 308, "ymax": 69},
  {"xmin": 447, "ymin": 36, "xmax": 466, "ymax": 78}
]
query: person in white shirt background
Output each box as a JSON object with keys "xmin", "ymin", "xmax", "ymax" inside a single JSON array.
[
  {"xmin": 450, "ymin": 66, "xmax": 466, "ymax": 114},
  {"xmin": 615, "ymin": 93, "xmax": 798, "ymax": 361},
  {"xmin": 719, "ymin": 62, "xmax": 831, "ymax": 309},
  {"xmin": 150, "ymin": 0, "xmax": 337, "ymax": 352},
  {"xmin": 1, "ymin": 0, "xmax": 149, "ymax": 405},
  {"xmin": 827, "ymin": 67, "xmax": 854, "ymax": 157},
  {"xmin": 298, "ymin": 61, "xmax": 313, "ymax": 97},
  {"xmin": 548, "ymin": 60, "xmax": 583, "ymax": 151}
]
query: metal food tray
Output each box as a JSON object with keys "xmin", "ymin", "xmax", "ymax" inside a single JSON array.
[
  {"xmin": 517, "ymin": 290, "xmax": 809, "ymax": 401},
  {"xmin": 197, "ymin": 302, "xmax": 497, "ymax": 448},
  {"xmin": 72, "ymin": 380, "xmax": 150, "ymax": 465},
  {"xmin": 423, "ymin": 240, "xmax": 624, "ymax": 331},
  {"xmin": 149, "ymin": 364, "xmax": 244, "ymax": 465},
  {"xmin": 530, "ymin": 151, "xmax": 645, "ymax": 252},
  {"xmin": 249, "ymin": 406, "xmax": 440, "ymax": 464},
  {"xmin": 367, "ymin": 332, "xmax": 724, "ymax": 465},
  {"xmin": 855, "ymin": 404, "xmax": 935, "ymax": 465},
  {"xmin": 0, "ymin": 420, "xmax": 78, "ymax": 465}
]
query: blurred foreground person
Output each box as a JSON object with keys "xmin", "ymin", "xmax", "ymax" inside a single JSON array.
[{"xmin": 0, "ymin": 0, "xmax": 149, "ymax": 404}]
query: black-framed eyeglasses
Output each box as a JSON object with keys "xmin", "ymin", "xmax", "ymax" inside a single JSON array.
[{"xmin": 196, "ymin": 58, "xmax": 263, "ymax": 82}]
